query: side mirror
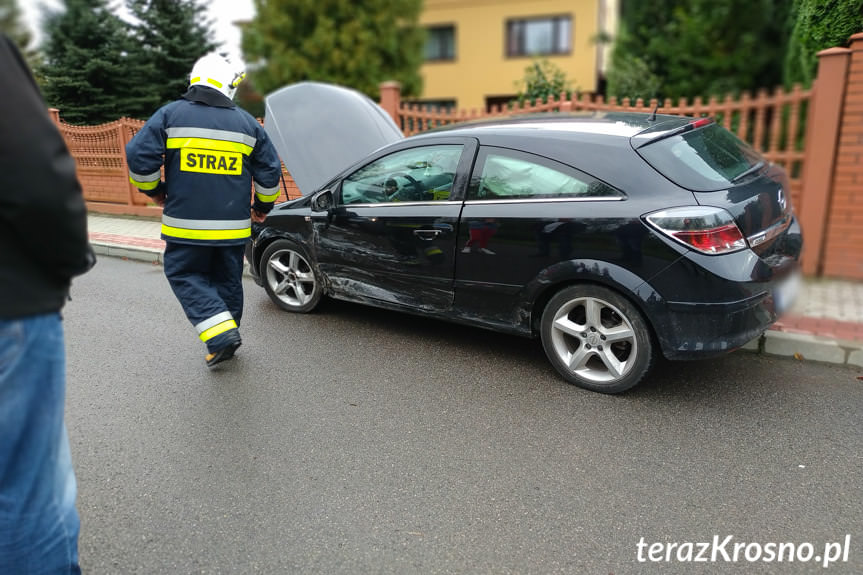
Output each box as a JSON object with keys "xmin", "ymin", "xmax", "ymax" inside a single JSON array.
[{"xmin": 312, "ymin": 189, "xmax": 333, "ymax": 212}]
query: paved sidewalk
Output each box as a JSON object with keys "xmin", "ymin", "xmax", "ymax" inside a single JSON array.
[{"xmin": 87, "ymin": 213, "xmax": 863, "ymax": 369}]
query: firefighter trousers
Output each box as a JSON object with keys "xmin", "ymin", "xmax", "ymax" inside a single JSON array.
[{"xmin": 163, "ymin": 242, "xmax": 246, "ymax": 354}]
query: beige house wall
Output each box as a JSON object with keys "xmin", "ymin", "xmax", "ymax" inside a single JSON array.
[{"xmin": 419, "ymin": 0, "xmax": 602, "ymax": 110}]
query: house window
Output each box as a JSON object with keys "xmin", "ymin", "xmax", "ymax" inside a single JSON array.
[
  {"xmin": 506, "ymin": 16, "xmax": 571, "ymax": 57},
  {"xmin": 425, "ymin": 25, "xmax": 455, "ymax": 61},
  {"xmin": 411, "ymin": 99, "xmax": 456, "ymax": 113},
  {"xmin": 485, "ymin": 95, "xmax": 517, "ymax": 112}
]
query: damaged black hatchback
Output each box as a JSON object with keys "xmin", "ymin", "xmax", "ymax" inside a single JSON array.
[{"xmin": 247, "ymin": 85, "xmax": 801, "ymax": 393}]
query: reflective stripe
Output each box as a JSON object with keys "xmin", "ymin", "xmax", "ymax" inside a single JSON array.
[
  {"xmin": 162, "ymin": 215, "xmax": 251, "ymax": 230},
  {"xmin": 167, "ymin": 137, "xmax": 253, "ymax": 156},
  {"xmin": 255, "ymin": 191, "xmax": 280, "ymax": 202},
  {"xmin": 166, "ymin": 128, "xmax": 257, "ymax": 149},
  {"xmin": 195, "ymin": 311, "xmax": 235, "ymax": 335},
  {"xmin": 166, "ymin": 128, "xmax": 256, "ymax": 157},
  {"xmin": 130, "ymin": 177, "xmax": 160, "ymax": 191},
  {"xmin": 161, "ymin": 215, "xmax": 251, "ymax": 241},
  {"xmin": 129, "ymin": 169, "xmax": 161, "ymax": 183},
  {"xmin": 161, "ymin": 225, "xmax": 250, "ymax": 241},
  {"xmin": 199, "ymin": 319, "xmax": 238, "ymax": 342},
  {"xmin": 189, "ymin": 76, "xmax": 224, "ymax": 89},
  {"xmin": 254, "ymin": 181, "xmax": 280, "ymax": 202}
]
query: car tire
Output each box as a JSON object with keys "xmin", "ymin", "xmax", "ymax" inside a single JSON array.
[
  {"xmin": 540, "ymin": 285, "xmax": 654, "ymax": 393},
  {"xmin": 260, "ymin": 239, "xmax": 322, "ymax": 313}
]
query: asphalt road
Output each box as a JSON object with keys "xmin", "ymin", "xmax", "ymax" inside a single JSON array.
[{"xmin": 62, "ymin": 257, "xmax": 863, "ymax": 574}]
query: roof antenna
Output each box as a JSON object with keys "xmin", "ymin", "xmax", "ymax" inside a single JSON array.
[{"xmin": 648, "ymin": 103, "xmax": 659, "ymax": 122}]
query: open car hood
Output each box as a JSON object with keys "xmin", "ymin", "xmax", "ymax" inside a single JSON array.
[{"xmin": 263, "ymin": 82, "xmax": 404, "ymax": 196}]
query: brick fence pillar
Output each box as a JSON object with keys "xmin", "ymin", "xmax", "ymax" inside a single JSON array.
[
  {"xmin": 378, "ymin": 81, "xmax": 402, "ymax": 128},
  {"xmin": 820, "ymin": 33, "xmax": 863, "ymax": 279},
  {"xmin": 48, "ymin": 108, "xmax": 60, "ymax": 126},
  {"xmin": 798, "ymin": 46, "xmax": 850, "ymax": 276}
]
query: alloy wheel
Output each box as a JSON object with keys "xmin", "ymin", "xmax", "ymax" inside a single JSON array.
[
  {"xmin": 547, "ymin": 294, "xmax": 641, "ymax": 385},
  {"xmin": 264, "ymin": 248, "xmax": 317, "ymax": 309}
]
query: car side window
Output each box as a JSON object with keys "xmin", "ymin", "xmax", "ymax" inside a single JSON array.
[
  {"xmin": 340, "ymin": 144, "xmax": 463, "ymax": 205},
  {"xmin": 469, "ymin": 148, "xmax": 623, "ymax": 200}
]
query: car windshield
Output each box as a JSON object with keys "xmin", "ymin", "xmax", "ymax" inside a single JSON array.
[{"xmin": 637, "ymin": 124, "xmax": 765, "ymax": 191}]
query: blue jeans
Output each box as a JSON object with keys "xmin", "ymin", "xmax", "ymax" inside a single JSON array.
[{"xmin": 0, "ymin": 314, "xmax": 80, "ymax": 574}]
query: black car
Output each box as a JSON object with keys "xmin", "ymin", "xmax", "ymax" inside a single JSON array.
[{"xmin": 246, "ymin": 83, "xmax": 802, "ymax": 393}]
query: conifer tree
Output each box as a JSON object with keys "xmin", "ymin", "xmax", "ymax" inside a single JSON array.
[
  {"xmin": 126, "ymin": 0, "xmax": 220, "ymax": 108},
  {"xmin": 241, "ymin": 0, "xmax": 424, "ymax": 100},
  {"xmin": 40, "ymin": 0, "xmax": 157, "ymax": 123}
]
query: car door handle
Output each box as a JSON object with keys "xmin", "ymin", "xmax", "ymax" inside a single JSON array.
[{"xmin": 413, "ymin": 229, "xmax": 441, "ymax": 240}]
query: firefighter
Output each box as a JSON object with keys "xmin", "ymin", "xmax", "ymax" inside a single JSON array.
[{"xmin": 126, "ymin": 53, "xmax": 282, "ymax": 367}]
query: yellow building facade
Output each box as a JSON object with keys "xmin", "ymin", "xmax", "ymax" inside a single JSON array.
[{"xmin": 418, "ymin": 0, "xmax": 617, "ymax": 111}]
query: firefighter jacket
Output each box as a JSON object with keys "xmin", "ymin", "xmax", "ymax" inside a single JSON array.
[{"xmin": 125, "ymin": 85, "xmax": 282, "ymax": 246}]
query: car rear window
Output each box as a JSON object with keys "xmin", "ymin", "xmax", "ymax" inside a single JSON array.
[{"xmin": 636, "ymin": 123, "xmax": 765, "ymax": 192}]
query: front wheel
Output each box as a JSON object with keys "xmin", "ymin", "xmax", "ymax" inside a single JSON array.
[
  {"xmin": 260, "ymin": 239, "xmax": 322, "ymax": 313},
  {"xmin": 540, "ymin": 285, "xmax": 654, "ymax": 393}
]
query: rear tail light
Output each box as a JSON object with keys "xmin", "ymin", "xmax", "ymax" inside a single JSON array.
[{"xmin": 645, "ymin": 206, "xmax": 748, "ymax": 255}]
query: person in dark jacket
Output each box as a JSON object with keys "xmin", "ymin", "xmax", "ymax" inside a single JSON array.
[
  {"xmin": 0, "ymin": 33, "xmax": 95, "ymax": 574},
  {"xmin": 125, "ymin": 53, "xmax": 282, "ymax": 367}
]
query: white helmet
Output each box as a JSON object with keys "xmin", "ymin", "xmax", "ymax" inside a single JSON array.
[{"xmin": 189, "ymin": 53, "xmax": 246, "ymax": 100}]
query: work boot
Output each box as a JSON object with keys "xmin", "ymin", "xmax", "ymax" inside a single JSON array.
[{"xmin": 205, "ymin": 331, "xmax": 242, "ymax": 367}]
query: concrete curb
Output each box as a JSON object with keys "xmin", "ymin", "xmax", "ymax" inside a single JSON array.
[
  {"xmin": 741, "ymin": 330, "xmax": 863, "ymax": 368},
  {"xmin": 91, "ymin": 242, "xmax": 863, "ymax": 370},
  {"xmin": 92, "ymin": 243, "xmax": 162, "ymax": 264},
  {"xmin": 91, "ymin": 242, "xmax": 253, "ymax": 277}
]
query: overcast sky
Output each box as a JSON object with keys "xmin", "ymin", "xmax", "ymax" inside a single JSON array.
[{"xmin": 19, "ymin": 0, "xmax": 255, "ymax": 62}]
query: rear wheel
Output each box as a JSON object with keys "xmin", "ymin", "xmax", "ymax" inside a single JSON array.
[
  {"xmin": 260, "ymin": 239, "xmax": 322, "ymax": 313},
  {"xmin": 540, "ymin": 285, "xmax": 653, "ymax": 393}
]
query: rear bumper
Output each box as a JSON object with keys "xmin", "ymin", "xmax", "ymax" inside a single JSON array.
[
  {"xmin": 652, "ymin": 290, "xmax": 776, "ymax": 359},
  {"xmin": 646, "ymin": 218, "xmax": 802, "ymax": 360},
  {"xmin": 651, "ymin": 272, "xmax": 801, "ymax": 360}
]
